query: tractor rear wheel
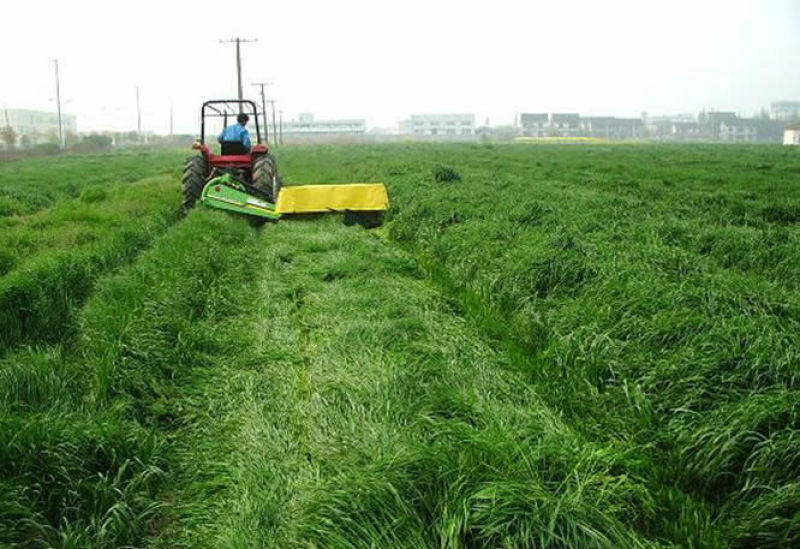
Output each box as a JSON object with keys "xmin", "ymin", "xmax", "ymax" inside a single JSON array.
[
  {"xmin": 182, "ymin": 156, "xmax": 206, "ymax": 209},
  {"xmin": 253, "ymin": 153, "xmax": 282, "ymax": 203}
]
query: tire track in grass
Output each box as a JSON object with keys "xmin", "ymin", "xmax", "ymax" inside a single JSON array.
[{"xmin": 172, "ymin": 216, "xmax": 671, "ymax": 548}]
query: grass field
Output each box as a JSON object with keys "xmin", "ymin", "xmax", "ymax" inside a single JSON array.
[
  {"xmin": 0, "ymin": 150, "xmax": 185, "ymax": 353},
  {"xmin": 1, "ymin": 143, "xmax": 798, "ymax": 547}
]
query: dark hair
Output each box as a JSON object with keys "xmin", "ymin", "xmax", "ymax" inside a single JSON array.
[{"xmin": 237, "ymin": 113, "xmax": 249, "ymax": 125}]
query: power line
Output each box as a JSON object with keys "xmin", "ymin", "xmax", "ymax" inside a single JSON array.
[
  {"xmin": 268, "ymin": 100, "xmax": 277, "ymax": 147},
  {"xmin": 136, "ymin": 85, "xmax": 142, "ymax": 138},
  {"xmin": 220, "ymin": 37, "xmax": 257, "ymax": 108},
  {"xmin": 51, "ymin": 59, "xmax": 64, "ymax": 149},
  {"xmin": 252, "ymin": 82, "xmax": 272, "ymax": 145}
]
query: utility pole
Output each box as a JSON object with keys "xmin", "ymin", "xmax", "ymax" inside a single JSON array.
[
  {"xmin": 169, "ymin": 98, "xmax": 174, "ymax": 136},
  {"xmin": 136, "ymin": 86, "xmax": 142, "ymax": 142},
  {"xmin": 220, "ymin": 37, "xmax": 257, "ymax": 109},
  {"xmin": 51, "ymin": 59, "xmax": 64, "ymax": 149},
  {"xmin": 251, "ymin": 82, "xmax": 272, "ymax": 144},
  {"xmin": 268, "ymin": 100, "xmax": 277, "ymax": 146},
  {"xmin": 279, "ymin": 110, "xmax": 283, "ymax": 145}
]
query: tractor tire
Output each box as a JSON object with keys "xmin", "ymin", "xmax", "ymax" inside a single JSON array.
[
  {"xmin": 253, "ymin": 153, "xmax": 282, "ymax": 203},
  {"xmin": 182, "ymin": 156, "xmax": 206, "ymax": 209}
]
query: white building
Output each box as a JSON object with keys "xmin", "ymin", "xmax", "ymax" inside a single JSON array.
[
  {"xmin": 3, "ymin": 108, "xmax": 77, "ymax": 143},
  {"xmin": 518, "ymin": 113, "xmax": 549, "ymax": 137},
  {"xmin": 784, "ymin": 123, "xmax": 800, "ymax": 146},
  {"xmin": 771, "ymin": 101, "xmax": 800, "ymax": 122},
  {"xmin": 399, "ymin": 114, "xmax": 475, "ymax": 136},
  {"xmin": 281, "ymin": 113, "xmax": 366, "ymax": 136},
  {"xmin": 517, "ymin": 113, "xmax": 583, "ymax": 137},
  {"xmin": 719, "ymin": 119, "xmax": 757, "ymax": 142}
]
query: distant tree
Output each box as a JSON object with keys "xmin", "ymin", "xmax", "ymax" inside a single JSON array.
[
  {"xmin": 493, "ymin": 125, "xmax": 521, "ymax": 141},
  {"xmin": 1, "ymin": 126, "xmax": 16, "ymax": 147},
  {"xmin": 82, "ymin": 134, "xmax": 113, "ymax": 149},
  {"xmin": 753, "ymin": 118, "xmax": 782, "ymax": 143},
  {"xmin": 44, "ymin": 128, "xmax": 59, "ymax": 144},
  {"xmin": 20, "ymin": 135, "xmax": 31, "ymax": 147}
]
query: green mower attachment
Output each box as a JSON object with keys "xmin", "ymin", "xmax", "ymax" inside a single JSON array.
[{"xmin": 200, "ymin": 173, "xmax": 281, "ymax": 221}]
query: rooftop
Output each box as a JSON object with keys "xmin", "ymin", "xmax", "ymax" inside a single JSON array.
[
  {"xmin": 520, "ymin": 113, "xmax": 548, "ymax": 122},
  {"xmin": 552, "ymin": 113, "xmax": 580, "ymax": 123},
  {"xmin": 407, "ymin": 114, "xmax": 474, "ymax": 121}
]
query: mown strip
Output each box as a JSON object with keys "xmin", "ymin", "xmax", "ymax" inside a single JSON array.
[
  {"xmin": 155, "ymin": 216, "xmax": 683, "ymax": 548},
  {"xmin": 0, "ymin": 176, "xmax": 180, "ymax": 354},
  {"xmin": 0, "ymin": 209, "xmax": 266, "ymax": 548}
]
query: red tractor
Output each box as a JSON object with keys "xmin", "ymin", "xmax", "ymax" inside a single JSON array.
[{"xmin": 181, "ymin": 99, "xmax": 281, "ymax": 209}]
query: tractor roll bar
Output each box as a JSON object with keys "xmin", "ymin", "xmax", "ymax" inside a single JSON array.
[{"xmin": 200, "ymin": 99, "xmax": 262, "ymax": 145}]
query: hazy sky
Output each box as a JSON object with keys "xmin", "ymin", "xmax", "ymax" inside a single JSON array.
[{"xmin": 1, "ymin": 0, "xmax": 798, "ymax": 134}]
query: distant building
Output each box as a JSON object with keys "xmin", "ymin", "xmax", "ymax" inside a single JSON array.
[
  {"xmin": 2, "ymin": 108, "xmax": 77, "ymax": 143},
  {"xmin": 644, "ymin": 114, "xmax": 695, "ymax": 140},
  {"xmin": 670, "ymin": 122, "xmax": 701, "ymax": 140},
  {"xmin": 281, "ymin": 113, "xmax": 366, "ymax": 136},
  {"xmin": 399, "ymin": 114, "xmax": 475, "ymax": 136},
  {"xmin": 517, "ymin": 113, "xmax": 581, "ymax": 137},
  {"xmin": 550, "ymin": 113, "xmax": 581, "ymax": 136},
  {"xmin": 519, "ymin": 113, "xmax": 549, "ymax": 137},
  {"xmin": 703, "ymin": 111, "xmax": 738, "ymax": 129},
  {"xmin": 698, "ymin": 111, "xmax": 742, "ymax": 140},
  {"xmin": 784, "ymin": 123, "xmax": 800, "ymax": 146},
  {"xmin": 580, "ymin": 116, "xmax": 643, "ymax": 139},
  {"xmin": 718, "ymin": 119, "xmax": 757, "ymax": 142},
  {"xmin": 771, "ymin": 101, "xmax": 800, "ymax": 122},
  {"xmin": 519, "ymin": 113, "xmax": 640, "ymax": 139}
]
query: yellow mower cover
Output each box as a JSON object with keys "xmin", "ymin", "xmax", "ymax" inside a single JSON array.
[{"xmin": 276, "ymin": 183, "xmax": 389, "ymax": 214}]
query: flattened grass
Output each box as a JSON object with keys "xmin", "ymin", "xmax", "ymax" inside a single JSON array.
[{"xmin": 163, "ymin": 216, "xmax": 670, "ymax": 548}]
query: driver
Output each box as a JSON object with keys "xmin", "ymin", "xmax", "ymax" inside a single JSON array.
[{"xmin": 218, "ymin": 113, "xmax": 252, "ymax": 151}]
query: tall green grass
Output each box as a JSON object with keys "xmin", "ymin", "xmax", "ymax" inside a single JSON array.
[
  {"xmin": 0, "ymin": 149, "xmax": 184, "ymax": 217},
  {"xmin": 380, "ymin": 143, "xmax": 800, "ymax": 546},
  {"xmin": 156, "ymin": 216, "xmax": 682, "ymax": 548},
  {"xmin": 0, "ymin": 209, "xmax": 266, "ymax": 547},
  {"xmin": 2, "ymin": 144, "xmax": 798, "ymax": 547},
  {"xmin": 0, "ymin": 176, "xmax": 179, "ymax": 353}
]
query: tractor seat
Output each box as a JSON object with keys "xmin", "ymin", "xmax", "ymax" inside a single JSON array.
[{"xmin": 220, "ymin": 141, "xmax": 250, "ymax": 155}]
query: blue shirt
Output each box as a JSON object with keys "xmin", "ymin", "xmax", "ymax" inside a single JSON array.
[{"xmin": 218, "ymin": 123, "xmax": 251, "ymax": 148}]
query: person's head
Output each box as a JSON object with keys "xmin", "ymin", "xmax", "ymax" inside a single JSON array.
[{"xmin": 237, "ymin": 113, "xmax": 249, "ymax": 126}]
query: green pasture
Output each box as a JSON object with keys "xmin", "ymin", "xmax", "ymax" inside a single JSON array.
[{"xmin": 1, "ymin": 143, "xmax": 798, "ymax": 547}]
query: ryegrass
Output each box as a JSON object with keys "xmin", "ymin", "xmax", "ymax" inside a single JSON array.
[
  {"xmin": 381, "ymin": 143, "xmax": 800, "ymax": 546},
  {"xmin": 0, "ymin": 208, "xmax": 267, "ymax": 547},
  {"xmin": 2, "ymin": 143, "xmax": 799, "ymax": 547},
  {"xmin": 0, "ymin": 149, "xmax": 184, "ymax": 217},
  {"xmin": 158, "ymin": 216, "xmax": 671, "ymax": 548},
  {"xmin": 0, "ymin": 176, "xmax": 179, "ymax": 353}
]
